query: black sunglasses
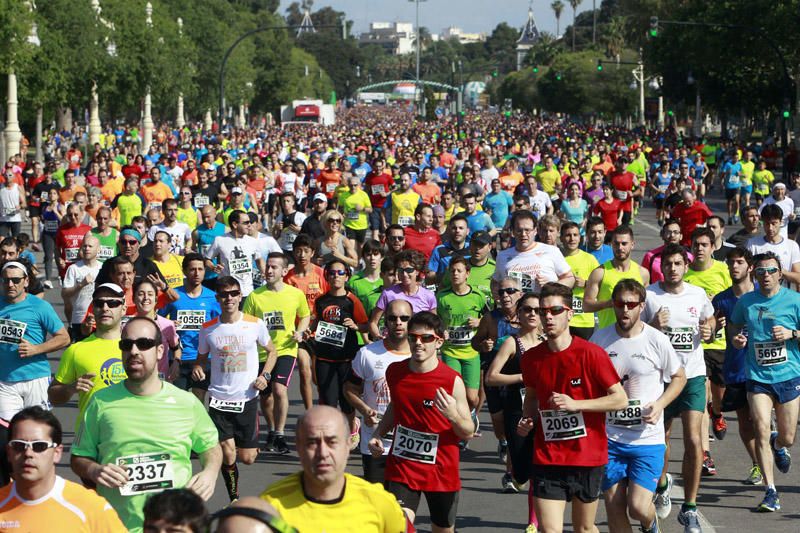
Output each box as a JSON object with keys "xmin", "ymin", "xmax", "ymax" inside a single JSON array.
[
  {"xmin": 498, "ymin": 288, "xmax": 519, "ymax": 296},
  {"xmin": 93, "ymin": 298, "xmax": 125, "ymax": 309},
  {"xmin": 396, "ymin": 267, "xmax": 416, "ymax": 274},
  {"xmin": 218, "ymin": 290, "xmax": 241, "ymax": 299},
  {"xmin": 119, "ymin": 337, "xmax": 160, "ymax": 351},
  {"xmin": 386, "ymin": 314, "xmax": 411, "ymax": 322}
]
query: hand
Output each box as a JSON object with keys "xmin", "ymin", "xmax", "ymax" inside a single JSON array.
[
  {"xmin": 642, "ymin": 401, "xmax": 664, "ymax": 424},
  {"xmin": 480, "ymin": 338, "xmax": 494, "ymax": 352},
  {"xmin": 186, "ymin": 470, "xmax": 216, "ymax": 501},
  {"xmin": 699, "ymin": 319, "xmax": 712, "ymax": 342},
  {"xmin": 168, "ymin": 361, "xmax": 180, "ymax": 383},
  {"xmin": 550, "ymin": 392, "xmax": 577, "ymax": 412},
  {"xmin": 575, "ymin": 276, "xmax": 586, "ymax": 289},
  {"xmin": 57, "ymin": 258, "xmax": 66, "ymax": 268},
  {"xmin": 342, "ymin": 318, "xmax": 357, "ymax": 330},
  {"xmin": 191, "ymin": 365, "xmax": 206, "ymax": 382},
  {"xmin": 716, "ymin": 315, "xmax": 727, "ymax": 329},
  {"xmin": 147, "ymin": 273, "xmax": 166, "ymax": 292},
  {"xmin": 82, "ymin": 273, "xmax": 95, "ymax": 287},
  {"xmin": 292, "ymin": 330, "xmax": 304, "ymax": 343},
  {"xmin": 433, "ymin": 387, "xmax": 459, "ymax": 421},
  {"xmin": 84, "ymin": 315, "xmax": 96, "ymax": 332},
  {"xmin": 467, "ymin": 317, "xmax": 481, "ymax": 328},
  {"xmin": 213, "ymin": 264, "xmax": 223, "ymax": 274},
  {"xmin": 252, "ymin": 375, "xmax": 268, "ymax": 391},
  {"xmin": 90, "ymin": 463, "xmax": 129, "ymax": 489},
  {"xmin": 17, "ymin": 340, "xmax": 37, "ymax": 358},
  {"xmin": 654, "ymin": 306, "xmax": 670, "ymax": 330},
  {"xmin": 363, "ymin": 409, "xmax": 380, "ymax": 427},
  {"xmin": 772, "ymin": 325, "xmax": 792, "ymax": 342},
  {"xmin": 368, "ymin": 437, "xmax": 384, "ymax": 457},
  {"xmin": 74, "ymin": 373, "xmax": 96, "ymax": 393},
  {"xmin": 516, "ymin": 416, "xmax": 534, "ymax": 436},
  {"xmin": 732, "ymin": 332, "xmax": 747, "ymax": 349}
]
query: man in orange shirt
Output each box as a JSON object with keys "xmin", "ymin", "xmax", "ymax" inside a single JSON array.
[
  {"xmin": 318, "ymin": 157, "xmax": 342, "ymax": 201},
  {"xmin": 140, "ymin": 167, "xmax": 174, "ymax": 213},
  {"xmin": 412, "ymin": 167, "xmax": 441, "ymax": 205},
  {"xmin": 59, "ymin": 170, "xmax": 87, "ymax": 204},
  {"xmin": 499, "ymin": 157, "xmax": 524, "ymax": 192}
]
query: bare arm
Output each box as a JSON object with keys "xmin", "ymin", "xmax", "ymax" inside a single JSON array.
[
  {"xmin": 485, "ymin": 337, "xmax": 523, "ymax": 387},
  {"xmin": 369, "ymin": 307, "xmax": 385, "ymax": 339},
  {"xmin": 552, "ymin": 382, "xmax": 628, "ymax": 412},
  {"xmin": 581, "ymin": 266, "xmax": 608, "ymax": 313},
  {"xmin": 440, "ymin": 377, "xmax": 475, "ymax": 440}
]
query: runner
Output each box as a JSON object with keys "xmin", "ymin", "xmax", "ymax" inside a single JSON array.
[
  {"xmin": 560, "ymin": 221, "xmax": 599, "ymax": 340},
  {"xmin": 388, "ymin": 173, "xmax": 421, "ymax": 227},
  {"xmin": 193, "ymin": 204, "xmax": 226, "ymax": 291},
  {"xmin": 243, "ymin": 252, "xmax": 311, "ymax": 455},
  {"xmin": 584, "ymin": 225, "xmax": 649, "ymax": 329},
  {"xmin": 344, "ymin": 299, "xmax": 412, "ymax": 483},
  {"xmin": 347, "ymin": 240, "xmax": 385, "ymax": 316},
  {"xmin": 591, "ymin": 279, "xmax": 686, "ymax": 533},
  {"xmin": 62, "ymin": 234, "xmax": 102, "ymax": 341},
  {"xmin": 160, "ymin": 253, "xmax": 221, "ymax": 400},
  {"xmin": 147, "ymin": 198, "xmax": 192, "ymax": 255},
  {"xmin": 71, "ymin": 317, "xmax": 222, "ymax": 532},
  {"xmin": 203, "ymin": 210, "xmax": 264, "ymax": 299},
  {"xmin": 641, "ymin": 244, "xmax": 716, "ymax": 532},
  {"xmin": 582, "ymin": 216, "xmax": 614, "ymax": 264},
  {"xmin": 90, "ymin": 207, "xmax": 119, "ymax": 263},
  {"xmin": 369, "ymin": 311, "xmax": 474, "ymax": 532},
  {"xmin": 369, "ymin": 250, "xmax": 436, "ymax": 338},
  {"xmin": 194, "ymin": 276, "xmax": 274, "ymax": 502},
  {"xmin": 745, "ymin": 204, "xmax": 800, "ymax": 287},
  {"xmin": 152, "ymin": 231, "xmax": 185, "ymax": 290},
  {"xmin": 55, "ymin": 202, "xmax": 91, "ymax": 279},
  {"xmin": 517, "ymin": 282, "xmax": 628, "ymax": 533},
  {"xmin": 670, "ymin": 188, "xmax": 712, "ymax": 247},
  {"xmin": 641, "ymin": 219, "xmax": 690, "ymax": 284},
  {"xmin": 730, "ymin": 251, "xmax": 800, "ymax": 512},
  {"xmin": 426, "ymin": 213, "xmax": 470, "ymax": 288},
  {"xmin": 403, "ymin": 203, "xmax": 442, "ymax": 261}
]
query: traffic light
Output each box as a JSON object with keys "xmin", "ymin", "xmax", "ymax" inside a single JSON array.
[
  {"xmin": 492, "ymin": 69, "xmax": 498, "ymax": 78},
  {"xmin": 532, "ymin": 65, "xmax": 539, "ymax": 73},
  {"xmin": 783, "ymin": 109, "xmax": 791, "ymax": 119},
  {"xmin": 667, "ymin": 110, "xmax": 674, "ymax": 117},
  {"xmin": 596, "ymin": 60, "xmax": 603, "ymax": 72},
  {"xmin": 504, "ymin": 111, "xmax": 511, "ymax": 117},
  {"xmin": 459, "ymin": 110, "xmax": 465, "ymax": 116},
  {"xmin": 649, "ymin": 16, "xmax": 659, "ymax": 38},
  {"xmin": 555, "ymin": 72, "xmax": 562, "ymax": 81}
]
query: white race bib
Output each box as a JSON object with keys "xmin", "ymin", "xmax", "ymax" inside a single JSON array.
[
  {"xmin": 44, "ymin": 220, "xmax": 58, "ymax": 232},
  {"xmin": 176, "ymin": 310, "xmax": 205, "ymax": 331},
  {"xmin": 607, "ymin": 399, "xmax": 643, "ymax": 428},
  {"xmin": 326, "ymin": 183, "xmax": 337, "ymax": 193},
  {"xmin": 262, "ymin": 311, "xmax": 285, "ymax": 331},
  {"xmin": 666, "ymin": 326, "xmax": 694, "ymax": 352},
  {"xmin": 209, "ymin": 397, "xmax": 246, "ymax": 413},
  {"xmin": 346, "ymin": 210, "xmax": 359, "ymax": 220},
  {"xmin": 2, "ymin": 207, "xmax": 17, "ymax": 217},
  {"xmin": 98, "ymin": 246, "xmax": 115, "ymax": 260},
  {"xmin": 194, "ymin": 195, "xmax": 210, "ymax": 208},
  {"xmin": 754, "ymin": 340, "xmax": 787, "ymax": 367},
  {"xmin": 540, "ymin": 409, "xmax": 587, "ymax": 441},
  {"xmin": 317, "ymin": 321, "xmax": 346, "ymax": 347},
  {"xmin": 398, "ymin": 216, "xmax": 413, "ymax": 227},
  {"xmin": 391, "ymin": 424, "xmax": 438, "ymax": 464},
  {"xmin": 614, "ymin": 190, "xmax": 628, "ymax": 201},
  {"xmin": 447, "ymin": 325, "xmax": 475, "ymax": 346},
  {"xmin": 0, "ymin": 318, "xmax": 26, "ymax": 344},
  {"xmin": 571, "ymin": 296, "xmax": 584, "ymax": 314},
  {"xmin": 370, "ymin": 184, "xmax": 384, "ymax": 195},
  {"xmin": 510, "ymin": 271, "xmax": 535, "ymax": 293},
  {"xmin": 228, "ymin": 257, "xmax": 250, "ymax": 276},
  {"xmin": 117, "ymin": 453, "xmax": 174, "ymax": 496},
  {"xmin": 65, "ymin": 247, "xmax": 80, "ymax": 262},
  {"xmin": 147, "ymin": 202, "xmax": 162, "ymax": 212}
]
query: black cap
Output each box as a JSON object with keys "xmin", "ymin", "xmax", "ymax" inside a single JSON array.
[{"xmin": 471, "ymin": 231, "xmax": 493, "ymax": 247}]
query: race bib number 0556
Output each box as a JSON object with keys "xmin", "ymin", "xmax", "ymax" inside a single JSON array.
[
  {"xmin": 117, "ymin": 453, "xmax": 174, "ymax": 496},
  {"xmin": 176, "ymin": 310, "xmax": 205, "ymax": 331}
]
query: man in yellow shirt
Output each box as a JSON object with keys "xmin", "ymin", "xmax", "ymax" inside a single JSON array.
[
  {"xmin": 389, "ymin": 173, "xmax": 421, "ymax": 227},
  {"xmin": 535, "ymin": 155, "xmax": 561, "ymax": 197},
  {"xmin": 261, "ymin": 405, "xmax": 406, "ymax": 533},
  {"xmin": 152, "ymin": 231, "xmax": 185, "ymax": 289},
  {"xmin": 0, "ymin": 406, "xmax": 126, "ymax": 531},
  {"xmin": 48, "ymin": 283, "xmax": 127, "ymax": 419}
]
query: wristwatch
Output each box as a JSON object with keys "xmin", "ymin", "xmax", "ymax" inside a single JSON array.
[
  {"xmin": 262, "ymin": 371, "xmax": 271, "ymax": 382},
  {"xmin": 792, "ymin": 330, "xmax": 797, "ymax": 340}
]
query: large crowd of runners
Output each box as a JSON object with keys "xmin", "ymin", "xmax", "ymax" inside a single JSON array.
[{"xmin": 0, "ymin": 105, "xmax": 797, "ymax": 532}]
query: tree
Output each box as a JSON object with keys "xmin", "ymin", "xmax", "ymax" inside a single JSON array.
[
  {"xmin": 569, "ymin": 0, "xmax": 582, "ymax": 51},
  {"xmin": 551, "ymin": 1, "xmax": 565, "ymax": 37}
]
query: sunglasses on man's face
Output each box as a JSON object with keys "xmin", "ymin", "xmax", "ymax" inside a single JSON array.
[
  {"xmin": 387, "ymin": 235, "xmax": 404, "ymax": 242},
  {"xmin": 408, "ymin": 333, "xmax": 441, "ymax": 344},
  {"xmin": 396, "ymin": 267, "xmax": 416, "ymax": 275},
  {"xmin": 326, "ymin": 269, "xmax": 348, "ymax": 277},
  {"xmin": 613, "ymin": 300, "xmax": 641, "ymax": 310},
  {"xmin": 93, "ymin": 298, "xmax": 124, "ymax": 309},
  {"xmin": 536, "ymin": 306, "xmax": 571, "ymax": 316},
  {"xmin": 217, "ymin": 290, "xmax": 241, "ymax": 299},
  {"xmin": 386, "ymin": 314, "xmax": 411, "ymax": 322},
  {"xmin": 498, "ymin": 288, "xmax": 519, "ymax": 296},
  {"xmin": 119, "ymin": 337, "xmax": 160, "ymax": 351},
  {"xmin": 754, "ymin": 266, "xmax": 779, "ymax": 276},
  {"xmin": 1, "ymin": 276, "xmax": 25, "ymax": 285},
  {"xmin": 8, "ymin": 440, "xmax": 58, "ymax": 453}
]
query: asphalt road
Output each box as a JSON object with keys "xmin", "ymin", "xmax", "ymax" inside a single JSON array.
[{"xmin": 39, "ymin": 186, "xmax": 799, "ymax": 532}]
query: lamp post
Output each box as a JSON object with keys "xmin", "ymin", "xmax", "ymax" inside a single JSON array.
[
  {"xmin": 176, "ymin": 17, "xmax": 185, "ymax": 129},
  {"xmin": 89, "ymin": 0, "xmax": 115, "ymax": 147},
  {"xmin": 4, "ymin": 5, "xmax": 40, "ymax": 159},
  {"xmin": 142, "ymin": 2, "xmax": 154, "ymax": 151},
  {"xmin": 409, "ymin": 0, "xmax": 427, "ymax": 117}
]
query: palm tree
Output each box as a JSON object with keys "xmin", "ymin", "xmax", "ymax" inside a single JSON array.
[
  {"xmin": 551, "ymin": 1, "xmax": 564, "ymax": 37},
  {"xmin": 569, "ymin": 0, "xmax": 582, "ymax": 51}
]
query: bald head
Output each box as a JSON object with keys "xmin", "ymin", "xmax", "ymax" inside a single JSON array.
[
  {"xmin": 297, "ymin": 405, "xmax": 349, "ymax": 442},
  {"xmin": 214, "ymin": 497, "xmax": 282, "ymax": 533},
  {"xmin": 386, "ymin": 299, "xmax": 412, "ymax": 317}
]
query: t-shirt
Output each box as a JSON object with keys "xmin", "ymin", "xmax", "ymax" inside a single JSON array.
[
  {"xmin": 731, "ymin": 287, "xmax": 800, "ymax": 385},
  {"xmin": 347, "ymin": 273, "xmax": 383, "ymax": 316},
  {"xmin": 140, "ymin": 182, "xmax": 174, "ymax": 212},
  {"xmin": 684, "ymin": 262, "xmax": 732, "ymax": 351},
  {"xmin": 199, "ymin": 314, "xmax": 271, "ymax": 402},
  {"xmin": 204, "ymin": 233, "xmax": 260, "ymax": 296},
  {"xmin": 153, "ymin": 254, "xmax": 185, "ymax": 289},
  {"xmin": 243, "ymin": 284, "xmax": 310, "ymax": 358},
  {"xmin": 313, "ymin": 293, "xmax": 368, "ymax": 362},
  {"xmin": 195, "ymin": 222, "xmax": 227, "ymax": 280},
  {"xmin": 535, "ymin": 169, "xmax": 560, "ymax": 194},
  {"xmin": 465, "ymin": 211, "xmax": 495, "ymax": 234},
  {"xmin": 712, "ymin": 287, "xmax": 748, "ymax": 385},
  {"xmin": 564, "ymin": 250, "xmax": 599, "ymax": 328},
  {"xmin": 389, "ymin": 191, "xmax": 421, "ymax": 226},
  {"xmin": 160, "ymin": 287, "xmax": 221, "ymax": 361},
  {"xmin": 63, "ymin": 261, "xmax": 102, "ymax": 324},
  {"xmin": 339, "ymin": 189, "xmax": 371, "ymax": 231},
  {"xmin": 56, "ymin": 223, "xmax": 92, "ymax": 277},
  {"xmin": 148, "ymin": 222, "xmax": 192, "ymax": 255},
  {"xmin": 0, "ymin": 476, "xmax": 126, "ymax": 532},
  {"xmin": 350, "ymin": 340, "xmax": 411, "ymax": 455},
  {"xmin": 91, "ymin": 228, "xmax": 119, "ymax": 263},
  {"xmin": 759, "ymin": 196, "xmax": 795, "ymax": 238},
  {"xmin": 412, "ymin": 182, "xmax": 441, "ymax": 205},
  {"xmin": 365, "ymin": 172, "xmax": 394, "ymax": 208},
  {"xmin": 520, "ymin": 336, "xmax": 620, "ymax": 466},
  {"xmin": 592, "ymin": 199, "xmax": 622, "ymax": 231},
  {"xmin": 72, "ymin": 382, "xmax": 219, "ymax": 533},
  {"xmin": 0, "ymin": 294, "xmax": 64, "ymax": 382},
  {"xmin": 590, "ymin": 324, "xmax": 681, "ymax": 446},
  {"xmin": 641, "ymin": 282, "xmax": 714, "ymax": 379},
  {"xmin": 493, "ymin": 243, "xmax": 571, "ymax": 294},
  {"xmin": 746, "ymin": 235, "xmax": 800, "ymax": 282},
  {"xmin": 261, "ymin": 472, "xmax": 405, "ymax": 533},
  {"xmin": 375, "ymin": 285, "xmax": 437, "ymax": 314},
  {"xmin": 483, "ymin": 190, "xmax": 513, "ymax": 227},
  {"xmin": 285, "ymin": 266, "xmax": 328, "ymax": 320},
  {"xmin": 403, "ymin": 226, "xmax": 441, "ymax": 261},
  {"xmin": 276, "ymin": 211, "xmax": 307, "ymax": 251},
  {"xmin": 113, "ymin": 194, "xmax": 145, "ymax": 227},
  {"xmin": 437, "ymin": 288, "xmax": 488, "ymax": 361},
  {"xmin": 671, "ymin": 202, "xmax": 712, "ymax": 246},
  {"xmin": 610, "ymin": 172, "xmax": 636, "ymax": 212}
]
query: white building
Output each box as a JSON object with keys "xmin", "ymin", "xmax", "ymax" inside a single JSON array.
[
  {"xmin": 441, "ymin": 26, "xmax": 486, "ymax": 44},
  {"xmin": 359, "ymin": 22, "xmax": 415, "ymax": 55}
]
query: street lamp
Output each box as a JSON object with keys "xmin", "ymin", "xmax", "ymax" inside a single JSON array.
[
  {"xmin": 4, "ymin": 2, "xmax": 40, "ymax": 160},
  {"xmin": 142, "ymin": 2, "xmax": 154, "ymax": 151},
  {"xmin": 409, "ymin": 0, "xmax": 427, "ymax": 116},
  {"xmin": 176, "ymin": 17, "xmax": 185, "ymax": 129},
  {"xmin": 89, "ymin": 0, "xmax": 115, "ymax": 147}
]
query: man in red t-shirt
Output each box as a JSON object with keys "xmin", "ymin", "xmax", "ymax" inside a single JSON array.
[
  {"xmin": 518, "ymin": 282, "xmax": 627, "ymax": 533},
  {"xmin": 364, "ymin": 159, "xmax": 394, "ymax": 240},
  {"xmin": 368, "ymin": 311, "xmax": 473, "ymax": 531},
  {"xmin": 403, "ymin": 204, "xmax": 442, "ymax": 261},
  {"xmin": 592, "ymin": 183, "xmax": 623, "ymax": 232},
  {"xmin": 670, "ymin": 188, "xmax": 713, "ymax": 246},
  {"xmin": 55, "ymin": 203, "xmax": 91, "ymax": 279},
  {"xmin": 609, "ymin": 157, "xmax": 639, "ymax": 226}
]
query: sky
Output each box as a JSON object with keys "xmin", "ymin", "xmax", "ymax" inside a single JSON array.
[{"xmin": 279, "ymin": 0, "xmax": 595, "ymax": 37}]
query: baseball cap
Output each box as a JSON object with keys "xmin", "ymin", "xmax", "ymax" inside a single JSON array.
[
  {"xmin": 471, "ymin": 231, "xmax": 493, "ymax": 247},
  {"xmin": 92, "ymin": 283, "xmax": 125, "ymax": 298},
  {"xmin": 313, "ymin": 193, "xmax": 328, "ymax": 203},
  {"xmin": 231, "ymin": 187, "xmax": 243, "ymax": 195}
]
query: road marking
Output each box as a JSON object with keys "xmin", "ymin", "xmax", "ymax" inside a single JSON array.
[
  {"xmin": 670, "ymin": 481, "xmax": 717, "ymax": 532},
  {"xmin": 635, "ymin": 218, "xmax": 662, "ymax": 234}
]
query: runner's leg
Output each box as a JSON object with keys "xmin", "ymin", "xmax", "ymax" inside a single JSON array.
[
  {"xmin": 603, "ymin": 482, "xmax": 632, "ymax": 533},
  {"xmin": 749, "ymin": 392, "xmax": 776, "ymax": 487},
  {"xmin": 571, "ymin": 499, "xmax": 600, "ymax": 533},
  {"xmin": 681, "ymin": 410, "xmax": 704, "ymax": 505}
]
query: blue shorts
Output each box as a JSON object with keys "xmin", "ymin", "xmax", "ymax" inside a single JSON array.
[
  {"xmin": 602, "ymin": 441, "xmax": 666, "ymax": 493},
  {"xmin": 746, "ymin": 376, "xmax": 800, "ymax": 404},
  {"xmin": 740, "ymin": 185, "xmax": 753, "ymax": 194}
]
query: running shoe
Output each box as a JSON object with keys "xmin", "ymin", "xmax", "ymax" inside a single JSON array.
[
  {"xmin": 653, "ymin": 473, "xmax": 673, "ymax": 519},
  {"xmin": 770, "ymin": 431, "xmax": 792, "ymax": 473},
  {"xmin": 524, "ymin": 524, "xmax": 537, "ymax": 533},
  {"xmin": 677, "ymin": 507, "xmax": 702, "ymax": 533},
  {"xmin": 757, "ymin": 487, "xmax": 781, "ymax": 512},
  {"xmin": 640, "ymin": 516, "xmax": 660, "ymax": 533},
  {"xmin": 471, "ymin": 410, "xmax": 481, "ymax": 437},
  {"xmin": 262, "ymin": 432, "xmax": 275, "ymax": 453},
  {"xmin": 744, "ymin": 464, "xmax": 763, "ymax": 485},
  {"xmin": 710, "ymin": 410, "xmax": 727, "ymax": 440},
  {"xmin": 274, "ymin": 435, "xmax": 290, "ymax": 455},
  {"xmin": 702, "ymin": 451, "xmax": 717, "ymax": 476},
  {"xmin": 497, "ymin": 439, "xmax": 508, "ymax": 463},
  {"xmin": 349, "ymin": 418, "xmax": 361, "ymax": 451},
  {"xmin": 501, "ymin": 472, "xmax": 519, "ymax": 493},
  {"xmin": 42, "ymin": 280, "xmax": 53, "ymax": 289}
]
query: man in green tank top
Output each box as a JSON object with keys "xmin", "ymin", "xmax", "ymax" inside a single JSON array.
[{"xmin": 584, "ymin": 225, "xmax": 650, "ymax": 329}]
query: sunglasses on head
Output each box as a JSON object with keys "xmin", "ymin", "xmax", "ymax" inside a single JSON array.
[
  {"xmin": 386, "ymin": 314, "xmax": 411, "ymax": 322},
  {"xmin": 408, "ymin": 333, "xmax": 441, "ymax": 344},
  {"xmin": 93, "ymin": 298, "xmax": 124, "ymax": 309},
  {"xmin": 537, "ymin": 305, "xmax": 571, "ymax": 316},
  {"xmin": 119, "ymin": 337, "xmax": 160, "ymax": 351},
  {"xmin": 498, "ymin": 287, "xmax": 519, "ymax": 295},
  {"xmin": 8, "ymin": 440, "xmax": 58, "ymax": 453},
  {"xmin": 613, "ymin": 300, "xmax": 641, "ymax": 310}
]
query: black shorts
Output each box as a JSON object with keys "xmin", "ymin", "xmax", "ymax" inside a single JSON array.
[
  {"xmin": 28, "ymin": 206, "xmax": 42, "ymax": 218},
  {"xmin": 315, "ymin": 359, "xmax": 354, "ymax": 414},
  {"xmin": 721, "ymin": 382, "xmax": 749, "ymax": 412},
  {"xmin": 704, "ymin": 349, "xmax": 725, "ymax": 386},
  {"xmin": 345, "ymin": 228, "xmax": 367, "ymax": 244},
  {"xmin": 384, "ymin": 481, "xmax": 459, "ymax": 528},
  {"xmin": 260, "ymin": 356, "xmax": 297, "ymax": 397},
  {"xmin": 725, "ymin": 188, "xmax": 739, "ymax": 200},
  {"xmin": 653, "ymin": 197, "xmax": 665, "ymax": 210},
  {"xmin": 484, "ymin": 385, "xmax": 504, "ymax": 415},
  {"xmin": 530, "ymin": 464, "xmax": 605, "ymax": 503},
  {"xmin": 361, "ymin": 454, "xmax": 387, "ymax": 484},
  {"xmin": 208, "ymin": 397, "xmax": 260, "ymax": 449},
  {"xmin": 174, "ymin": 361, "xmax": 209, "ymax": 391}
]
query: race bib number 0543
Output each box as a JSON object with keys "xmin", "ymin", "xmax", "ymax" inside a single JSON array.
[{"xmin": 0, "ymin": 318, "xmax": 26, "ymax": 344}]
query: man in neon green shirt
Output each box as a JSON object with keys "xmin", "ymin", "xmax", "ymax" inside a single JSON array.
[
  {"xmin": 71, "ymin": 317, "xmax": 222, "ymax": 533},
  {"xmin": 339, "ymin": 176, "xmax": 372, "ymax": 244},
  {"xmin": 560, "ymin": 222, "xmax": 599, "ymax": 340}
]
